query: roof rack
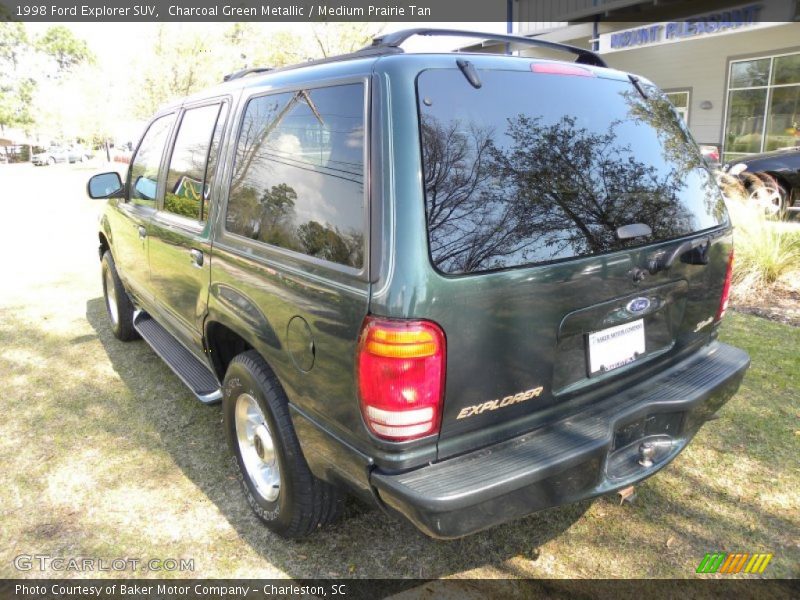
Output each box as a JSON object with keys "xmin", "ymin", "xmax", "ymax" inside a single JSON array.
[
  {"xmin": 361, "ymin": 28, "xmax": 607, "ymax": 68},
  {"xmin": 223, "ymin": 67, "xmax": 274, "ymax": 82},
  {"xmin": 220, "ymin": 45, "xmax": 401, "ymax": 83},
  {"xmin": 219, "ymin": 28, "xmax": 606, "ymax": 84}
]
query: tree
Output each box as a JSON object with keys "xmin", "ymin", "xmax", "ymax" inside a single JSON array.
[
  {"xmin": 132, "ymin": 25, "xmax": 220, "ymax": 118},
  {"xmin": 35, "ymin": 25, "xmax": 93, "ymax": 74},
  {"xmin": 298, "ymin": 220, "xmax": 342, "ymax": 262},
  {"xmin": 257, "ymin": 183, "xmax": 298, "ymax": 244},
  {"xmin": 0, "ymin": 21, "xmax": 28, "ymax": 69},
  {"xmin": 223, "ymin": 23, "xmax": 306, "ymax": 69},
  {"xmin": 309, "ymin": 23, "xmax": 384, "ymax": 58},
  {"xmin": 0, "ymin": 23, "xmax": 34, "ymax": 134},
  {"xmin": 421, "ymin": 111, "xmax": 696, "ymax": 274}
]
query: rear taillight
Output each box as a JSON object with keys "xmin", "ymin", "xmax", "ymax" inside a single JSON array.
[
  {"xmin": 357, "ymin": 317, "xmax": 446, "ymax": 441},
  {"xmin": 716, "ymin": 249, "xmax": 734, "ymax": 321},
  {"xmin": 530, "ymin": 62, "xmax": 596, "ymax": 77}
]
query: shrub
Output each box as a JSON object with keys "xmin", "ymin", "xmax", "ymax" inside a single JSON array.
[{"xmin": 725, "ymin": 196, "xmax": 800, "ymax": 302}]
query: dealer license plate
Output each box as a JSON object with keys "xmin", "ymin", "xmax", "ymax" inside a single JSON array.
[{"xmin": 588, "ymin": 319, "xmax": 645, "ymax": 375}]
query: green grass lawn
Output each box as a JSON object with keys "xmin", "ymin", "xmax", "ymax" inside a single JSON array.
[
  {"xmin": 1, "ymin": 293, "xmax": 797, "ymax": 579},
  {"xmin": 0, "ymin": 165, "xmax": 796, "ymax": 579}
]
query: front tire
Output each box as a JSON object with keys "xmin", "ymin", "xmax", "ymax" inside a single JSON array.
[
  {"xmin": 223, "ymin": 351, "xmax": 343, "ymax": 539},
  {"xmin": 101, "ymin": 251, "xmax": 138, "ymax": 341}
]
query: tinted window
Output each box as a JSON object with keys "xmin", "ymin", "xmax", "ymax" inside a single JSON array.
[
  {"xmin": 129, "ymin": 114, "xmax": 175, "ymax": 206},
  {"xmin": 418, "ymin": 69, "xmax": 727, "ymax": 275},
  {"xmin": 163, "ymin": 104, "xmax": 222, "ymax": 220},
  {"xmin": 204, "ymin": 104, "xmax": 227, "ymax": 218},
  {"xmin": 225, "ymin": 84, "xmax": 365, "ymax": 268}
]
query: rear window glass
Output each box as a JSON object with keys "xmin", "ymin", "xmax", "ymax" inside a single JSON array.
[{"xmin": 417, "ymin": 68, "xmax": 727, "ymax": 275}]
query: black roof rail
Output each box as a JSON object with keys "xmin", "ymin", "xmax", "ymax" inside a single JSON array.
[
  {"xmin": 219, "ymin": 29, "xmax": 606, "ymax": 85},
  {"xmin": 220, "ymin": 45, "xmax": 403, "ymax": 83},
  {"xmin": 223, "ymin": 67, "xmax": 274, "ymax": 82},
  {"xmin": 361, "ymin": 28, "xmax": 607, "ymax": 68}
]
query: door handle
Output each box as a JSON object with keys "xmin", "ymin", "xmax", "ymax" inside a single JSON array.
[
  {"xmin": 189, "ymin": 248, "xmax": 204, "ymax": 267},
  {"xmin": 138, "ymin": 226, "xmax": 147, "ymax": 239}
]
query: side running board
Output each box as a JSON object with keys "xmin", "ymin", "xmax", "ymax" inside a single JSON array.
[{"xmin": 133, "ymin": 311, "xmax": 222, "ymax": 404}]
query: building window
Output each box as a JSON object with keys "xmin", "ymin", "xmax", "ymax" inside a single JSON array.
[
  {"xmin": 723, "ymin": 52, "xmax": 800, "ymax": 162},
  {"xmin": 666, "ymin": 91, "xmax": 690, "ymax": 124}
]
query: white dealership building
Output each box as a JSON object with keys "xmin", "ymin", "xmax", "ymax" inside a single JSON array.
[{"xmin": 506, "ymin": 0, "xmax": 800, "ymax": 162}]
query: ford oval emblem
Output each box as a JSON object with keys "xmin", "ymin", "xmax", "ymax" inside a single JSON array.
[{"xmin": 626, "ymin": 297, "xmax": 651, "ymax": 314}]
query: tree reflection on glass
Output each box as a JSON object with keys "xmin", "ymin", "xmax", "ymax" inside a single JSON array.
[
  {"xmin": 225, "ymin": 84, "xmax": 366, "ymax": 268},
  {"xmin": 420, "ymin": 72, "xmax": 726, "ymax": 275}
]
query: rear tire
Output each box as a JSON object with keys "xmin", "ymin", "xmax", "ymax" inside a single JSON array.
[
  {"xmin": 750, "ymin": 173, "xmax": 788, "ymax": 219},
  {"xmin": 223, "ymin": 350, "xmax": 343, "ymax": 539},
  {"xmin": 101, "ymin": 251, "xmax": 138, "ymax": 341},
  {"xmin": 774, "ymin": 182, "xmax": 789, "ymax": 220}
]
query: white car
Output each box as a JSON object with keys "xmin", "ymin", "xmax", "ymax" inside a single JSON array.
[{"xmin": 32, "ymin": 147, "xmax": 69, "ymax": 166}]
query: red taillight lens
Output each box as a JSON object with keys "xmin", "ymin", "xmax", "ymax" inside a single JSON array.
[
  {"xmin": 716, "ymin": 249, "xmax": 734, "ymax": 321},
  {"xmin": 357, "ymin": 317, "xmax": 446, "ymax": 441},
  {"xmin": 530, "ymin": 62, "xmax": 596, "ymax": 77}
]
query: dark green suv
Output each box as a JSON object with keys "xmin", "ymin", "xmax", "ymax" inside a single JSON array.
[{"xmin": 87, "ymin": 30, "xmax": 749, "ymax": 539}]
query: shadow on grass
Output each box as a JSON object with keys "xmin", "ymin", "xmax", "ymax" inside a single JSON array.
[
  {"xmin": 84, "ymin": 296, "xmax": 593, "ymax": 578},
  {"xmin": 3, "ymin": 295, "xmax": 794, "ymax": 579}
]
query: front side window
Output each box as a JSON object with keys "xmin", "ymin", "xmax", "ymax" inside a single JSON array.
[
  {"xmin": 129, "ymin": 114, "xmax": 175, "ymax": 206},
  {"xmin": 163, "ymin": 103, "xmax": 222, "ymax": 220},
  {"xmin": 225, "ymin": 83, "xmax": 365, "ymax": 269}
]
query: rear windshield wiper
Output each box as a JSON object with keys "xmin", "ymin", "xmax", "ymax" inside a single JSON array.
[
  {"xmin": 457, "ymin": 59, "xmax": 482, "ymax": 89},
  {"xmin": 628, "ymin": 74, "xmax": 648, "ymax": 99}
]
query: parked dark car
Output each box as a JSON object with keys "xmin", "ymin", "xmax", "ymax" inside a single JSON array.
[
  {"xmin": 722, "ymin": 146, "xmax": 800, "ymax": 219},
  {"xmin": 86, "ymin": 29, "xmax": 749, "ymax": 539}
]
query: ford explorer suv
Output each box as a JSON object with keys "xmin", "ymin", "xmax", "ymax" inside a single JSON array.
[{"xmin": 87, "ymin": 29, "xmax": 749, "ymax": 539}]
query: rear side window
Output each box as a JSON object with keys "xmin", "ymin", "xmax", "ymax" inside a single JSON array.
[
  {"xmin": 129, "ymin": 114, "xmax": 175, "ymax": 206},
  {"xmin": 225, "ymin": 83, "xmax": 365, "ymax": 269},
  {"xmin": 417, "ymin": 68, "xmax": 727, "ymax": 275},
  {"xmin": 163, "ymin": 103, "xmax": 223, "ymax": 221}
]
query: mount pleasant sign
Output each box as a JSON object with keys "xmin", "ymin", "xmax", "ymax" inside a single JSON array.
[{"xmin": 598, "ymin": 3, "xmax": 771, "ymax": 54}]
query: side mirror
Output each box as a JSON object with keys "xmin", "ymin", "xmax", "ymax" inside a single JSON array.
[
  {"xmin": 87, "ymin": 172, "xmax": 123, "ymax": 199},
  {"xmin": 133, "ymin": 176, "xmax": 157, "ymax": 201}
]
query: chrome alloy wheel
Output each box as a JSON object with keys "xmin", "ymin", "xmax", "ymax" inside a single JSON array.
[
  {"xmin": 750, "ymin": 185, "xmax": 783, "ymax": 217},
  {"xmin": 104, "ymin": 267, "xmax": 119, "ymax": 326},
  {"xmin": 235, "ymin": 393, "xmax": 281, "ymax": 502}
]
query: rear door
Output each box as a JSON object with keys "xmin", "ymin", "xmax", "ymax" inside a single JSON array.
[
  {"xmin": 210, "ymin": 81, "xmax": 373, "ymax": 444},
  {"xmin": 413, "ymin": 65, "xmax": 731, "ymax": 458},
  {"xmin": 148, "ymin": 100, "xmax": 229, "ymax": 352}
]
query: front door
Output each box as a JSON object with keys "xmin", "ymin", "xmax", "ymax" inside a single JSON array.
[
  {"xmin": 113, "ymin": 113, "xmax": 176, "ymax": 302},
  {"xmin": 148, "ymin": 101, "xmax": 229, "ymax": 351}
]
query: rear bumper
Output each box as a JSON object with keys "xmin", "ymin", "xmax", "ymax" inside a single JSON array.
[{"xmin": 370, "ymin": 341, "xmax": 749, "ymax": 539}]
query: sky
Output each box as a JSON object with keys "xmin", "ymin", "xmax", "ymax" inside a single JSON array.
[
  {"xmin": 29, "ymin": 21, "xmax": 509, "ymax": 63},
  {"xmin": 22, "ymin": 21, "xmax": 509, "ymax": 143}
]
